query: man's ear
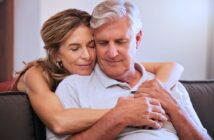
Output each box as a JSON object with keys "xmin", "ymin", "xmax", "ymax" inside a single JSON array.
[{"xmin": 136, "ymin": 30, "xmax": 142, "ymax": 49}]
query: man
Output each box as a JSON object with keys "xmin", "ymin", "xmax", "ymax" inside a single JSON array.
[{"xmin": 48, "ymin": 0, "xmax": 210, "ymax": 139}]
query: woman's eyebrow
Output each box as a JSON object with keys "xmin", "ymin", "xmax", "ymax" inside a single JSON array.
[{"xmin": 68, "ymin": 43, "xmax": 80, "ymax": 46}]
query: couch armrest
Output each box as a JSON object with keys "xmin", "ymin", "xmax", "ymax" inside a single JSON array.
[
  {"xmin": 0, "ymin": 92, "xmax": 46, "ymax": 140},
  {"xmin": 181, "ymin": 80, "xmax": 214, "ymax": 138}
]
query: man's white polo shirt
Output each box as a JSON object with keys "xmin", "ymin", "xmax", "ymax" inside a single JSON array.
[{"xmin": 46, "ymin": 63, "xmax": 206, "ymax": 140}]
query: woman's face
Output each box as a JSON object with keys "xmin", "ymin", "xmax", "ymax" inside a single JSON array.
[{"xmin": 56, "ymin": 25, "xmax": 96, "ymax": 75}]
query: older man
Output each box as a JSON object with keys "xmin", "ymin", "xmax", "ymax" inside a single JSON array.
[{"xmin": 48, "ymin": 0, "xmax": 210, "ymax": 140}]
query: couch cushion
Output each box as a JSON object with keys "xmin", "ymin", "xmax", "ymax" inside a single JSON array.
[
  {"xmin": 181, "ymin": 80, "xmax": 214, "ymax": 138},
  {"xmin": 0, "ymin": 92, "xmax": 45, "ymax": 140}
]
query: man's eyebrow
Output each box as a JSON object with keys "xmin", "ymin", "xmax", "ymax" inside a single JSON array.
[{"xmin": 95, "ymin": 40, "xmax": 108, "ymax": 42}]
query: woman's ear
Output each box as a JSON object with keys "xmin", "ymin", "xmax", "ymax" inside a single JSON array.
[
  {"xmin": 136, "ymin": 30, "xmax": 142, "ymax": 49},
  {"xmin": 48, "ymin": 48, "xmax": 60, "ymax": 62},
  {"xmin": 55, "ymin": 53, "xmax": 61, "ymax": 63}
]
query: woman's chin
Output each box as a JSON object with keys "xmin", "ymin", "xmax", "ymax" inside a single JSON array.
[{"xmin": 76, "ymin": 70, "xmax": 93, "ymax": 76}]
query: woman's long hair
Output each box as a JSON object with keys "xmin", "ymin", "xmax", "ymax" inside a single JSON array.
[{"xmin": 18, "ymin": 9, "xmax": 91, "ymax": 91}]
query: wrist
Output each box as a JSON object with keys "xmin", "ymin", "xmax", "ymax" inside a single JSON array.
[
  {"xmin": 110, "ymin": 107, "xmax": 129, "ymax": 128},
  {"xmin": 165, "ymin": 102, "xmax": 183, "ymax": 117}
]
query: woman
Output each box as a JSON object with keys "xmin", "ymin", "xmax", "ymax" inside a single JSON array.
[{"xmin": 8, "ymin": 9, "xmax": 183, "ymax": 134}]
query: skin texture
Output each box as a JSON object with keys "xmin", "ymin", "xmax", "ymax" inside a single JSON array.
[
  {"xmin": 65, "ymin": 16, "xmax": 169, "ymax": 140},
  {"xmin": 68, "ymin": 96, "xmax": 167, "ymax": 140},
  {"xmin": 94, "ymin": 16, "xmax": 140, "ymax": 85},
  {"xmin": 56, "ymin": 25, "xmax": 96, "ymax": 75},
  {"xmin": 66, "ymin": 15, "xmax": 210, "ymax": 140},
  {"xmin": 134, "ymin": 80, "xmax": 211, "ymax": 140},
  {"xmin": 17, "ymin": 24, "xmax": 183, "ymax": 135},
  {"xmin": 68, "ymin": 16, "xmax": 165, "ymax": 139}
]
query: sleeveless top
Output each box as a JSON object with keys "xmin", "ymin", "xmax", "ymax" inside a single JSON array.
[{"xmin": 0, "ymin": 75, "xmax": 21, "ymax": 92}]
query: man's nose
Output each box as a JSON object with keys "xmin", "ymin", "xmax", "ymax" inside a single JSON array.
[{"xmin": 107, "ymin": 43, "xmax": 118, "ymax": 58}]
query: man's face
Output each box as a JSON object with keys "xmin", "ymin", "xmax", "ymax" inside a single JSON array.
[{"xmin": 94, "ymin": 16, "xmax": 141, "ymax": 79}]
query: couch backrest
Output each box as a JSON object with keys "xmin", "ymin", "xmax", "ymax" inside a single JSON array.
[
  {"xmin": 0, "ymin": 92, "xmax": 46, "ymax": 140},
  {"xmin": 181, "ymin": 80, "xmax": 214, "ymax": 139},
  {"xmin": 0, "ymin": 81, "xmax": 213, "ymax": 139}
]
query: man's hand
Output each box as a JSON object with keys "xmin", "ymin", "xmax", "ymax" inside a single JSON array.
[
  {"xmin": 114, "ymin": 95, "xmax": 168, "ymax": 129},
  {"xmin": 66, "ymin": 93, "xmax": 167, "ymax": 140},
  {"xmin": 134, "ymin": 79, "xmax": 212, "ymax": 139},
  {"xmin": 134, "ymin": 79, "xmax": 178, "ymax": 113}
]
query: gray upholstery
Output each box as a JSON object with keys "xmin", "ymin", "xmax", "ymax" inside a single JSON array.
[
  {"xmin": 181, "ymin": 80, "xmax": 214, "ymax": 138},
  {"xmin": 0, "ymin": 80, "xmax": 213, "ymax": 139},
  {"xmin": 0, "ymin": 92, "xmax": 45, "ymax": 140}
]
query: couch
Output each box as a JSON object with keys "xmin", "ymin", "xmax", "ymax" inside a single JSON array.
[{"xmin": 0, "ymin": 80, "xmax": 213, "ymax": 140}]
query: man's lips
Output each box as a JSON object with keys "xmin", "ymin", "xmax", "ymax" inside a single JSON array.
[{"xmin": 105, "ymin": 59, "xmax": 122, "ymax": 63}]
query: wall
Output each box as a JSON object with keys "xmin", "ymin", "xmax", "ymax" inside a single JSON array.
[
  {"xmin": 14, "ymin": 0, "xmax": 41, "ymax": 71},
  {"xmin": 14, "ymin": 0, "xmax": 213, "ymax": 80},
  {"xmin": 208, "ymin": 0, "xmax": 214, "ymax": 79},
  {"xmin": 134, "ymin": 0, "xmax": 210, "ymax": 80}
]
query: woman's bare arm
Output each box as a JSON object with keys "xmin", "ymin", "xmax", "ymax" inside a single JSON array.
[
  {"xmin": 23, "ymin": 66, "xmax": 109, "ymax": 135},
  {"xmin": 142, "ymin": 62, "xmax": 184, "ymax": 89},
  {"xmin": 20, "ymin": 62, "xmax": 183, "ymax": 135}
]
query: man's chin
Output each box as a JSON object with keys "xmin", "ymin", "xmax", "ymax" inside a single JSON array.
[{"xmin": 103, "ymin": 70, "xmax": 122, "ymax": 78}]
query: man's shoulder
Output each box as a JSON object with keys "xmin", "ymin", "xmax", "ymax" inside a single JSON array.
[
  {"xmin": 171, "ymin": 82, "xmax": 188, "ymax": 93},
  {"xmin": 170, "ymin": 81, "xmax": 190, "ymax": 102}
]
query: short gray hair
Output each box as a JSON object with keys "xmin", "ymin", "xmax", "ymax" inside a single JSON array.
[{"xmin": 90, "ymin": 0, "xmax": 142, "ymax": 34}]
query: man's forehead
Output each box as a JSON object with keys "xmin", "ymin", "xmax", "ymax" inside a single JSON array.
[
  {"xmin": 93, "ymin": 18, "xmax": 132, "ymax": 39},
  {"xmin": 94, "ymin": 16, "xmax": 130, "ymax": 31}
]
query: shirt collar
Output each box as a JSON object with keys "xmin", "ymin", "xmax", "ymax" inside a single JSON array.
[
  {"xmin": 94, "ymin": 64, "xmax": 120, "ymax": 88},
  {"xmin": 94, "ymin": 62, "xmax": 149, "ymax": 90}
]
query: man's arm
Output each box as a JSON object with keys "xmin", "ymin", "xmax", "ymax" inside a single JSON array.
[
  {"xmin": 135, "ymin": 80, "xmax": 211, "ymax": 140},
  {"xmin": 68, "ymin": 96, "xmax": 167, "ymax": 140},
  {"xmin": 67, "ymin": 104, "xmax": 127, "ymax": 140},
  {"xmin": 166, "ymin": 103, "xmax": 210, "ymax": 140}
]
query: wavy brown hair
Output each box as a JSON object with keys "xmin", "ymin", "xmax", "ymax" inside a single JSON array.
[{"xmin": 18, "ymin": 9, "xmax": 91, "ymax": 91}]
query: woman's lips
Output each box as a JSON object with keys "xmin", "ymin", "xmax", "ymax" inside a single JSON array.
[{"xmin": 77, "ymin": 63, "xmax": 93, "ymax": 67}]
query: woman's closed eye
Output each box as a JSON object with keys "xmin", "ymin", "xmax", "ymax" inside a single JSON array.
[
  {"xmin": 87, "ymin": 40, "xmax": 96, "ymax": 48},
  {"xmin": 69, "ymin": 44, "xmax": 80, "ymax": 51}
]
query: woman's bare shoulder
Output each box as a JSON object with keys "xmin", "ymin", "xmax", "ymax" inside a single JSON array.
[
  {"xmin": 25, "ymin": 65, "xmax": 44, "ymax": 76},
  {"xmin": 24, "ymin": 66, "xmax": 50, "ymax": 91}
]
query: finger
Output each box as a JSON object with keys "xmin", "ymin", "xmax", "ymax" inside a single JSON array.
[
  {"xmin": 151, "ymin": 104, "xmax": 166, "ymax": 115},
  {"xmin": 139, "ymin": 79, "xmax": 161, "ymax": 89},
  {"xmin": 133, "ymin": 93, "xmax": 149, "ymax": 98},
  {"xmin": 150, "ymin": 112, "xmax": 168, "ymax": 122},
  {"xmin": 148, "ymin": 98, "xmax": 160, "ymax": 106},
  {"xmin": 146, "ymin": 121, "xmax": 164, "ymax": 129},
  {"xmin": 136, "ymin": 87, "xmax": 154, "ymax": 95},
  {"xmin": 138, "ymin": 80, "xmax": 153, "ymax": 88},
  {"xmin": 144, "ymin": 126, "xmax": 150, "ymax": 129},
  {"xmin": 146, "ymin": 119, "xmax": 161, "ymax": 129},
  {"xmin": 133, "ymin": 93, "xmax": 142, "ymax": 98},
  {"xmin": 158, "ymin": 121, "xmax": 164, "ymax": 128}
]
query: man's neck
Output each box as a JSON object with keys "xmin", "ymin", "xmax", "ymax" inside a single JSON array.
[{"xmin": 116, "ymin": 65, "xmax": 142, "ymax": 88}]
